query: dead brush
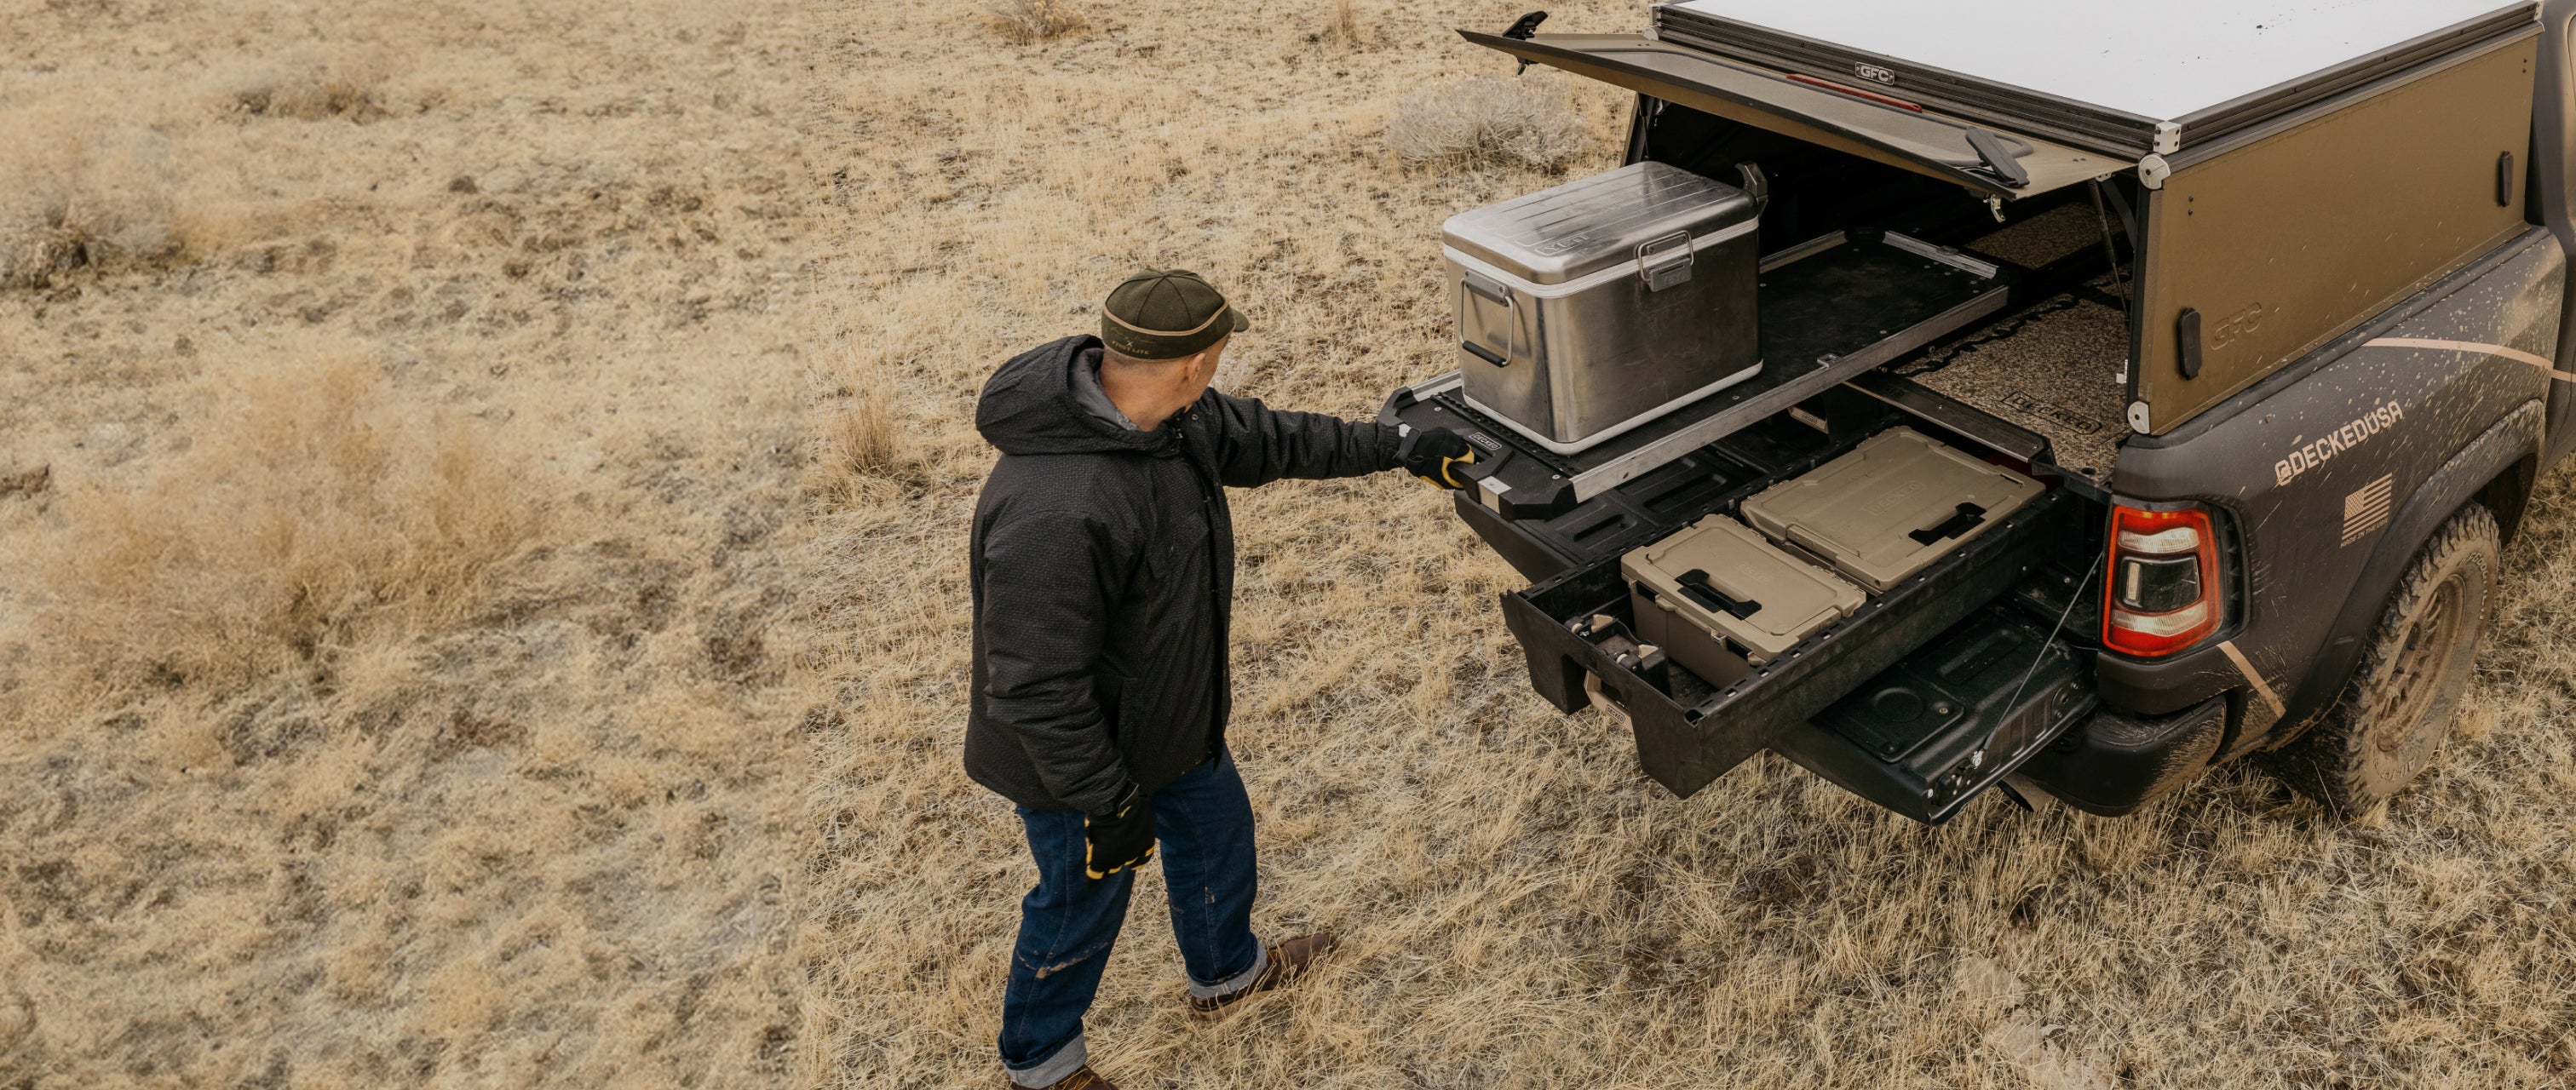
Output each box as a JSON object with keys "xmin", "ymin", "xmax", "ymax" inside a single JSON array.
[
  {"xmin": 233, "ymin": 72, "xmax": 386, "ymax": 121},
  {"xmin": 7, "ymin": 353, "xmax": 551, "ymax": 707},
  {"xmin": 984, "ymin": 0, "xmax": 1084, "ymax": 43},
  {"xmin": 810, "ymin": 366, "xmax": 911, "ymax": 502},
  {"xmin": 1322, "ymin": 0, "xmax": 1366, "ymax": 48},
  {"xmin": 1385, "ymin": 75, "xmax": 1586, "ymax": 172},
  {"xmin": 0, "ymin": 135, "xmax": 182, "ymax": 289}
]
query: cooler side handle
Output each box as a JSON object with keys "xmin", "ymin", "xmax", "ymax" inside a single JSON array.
[{"xmin": 1458, "ymin": 272, "xmax": 1518, "ymax": 366}]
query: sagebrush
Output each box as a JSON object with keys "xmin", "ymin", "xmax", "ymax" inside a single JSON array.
[
  {"xmin": 0, "ymin": 133, "xmax": 181, "ymax": 289},
  {"xmin": 986, "ymin": 0, "xmax": 1083, "ymax": 43},
  {"xmin": 1324, "ymin": 0, "xmax": 1366, "ymax": 48},
  {"xmin": 9, "ymin": 353, "xmax": 548, "ymax": 710},
  {"xmin": 233, "ymin": 72, "xmax": 385, "ymax": 121},
  {"xmin": 1386, "ymin": 74, "xmax": 1586, "ymax": 171}
]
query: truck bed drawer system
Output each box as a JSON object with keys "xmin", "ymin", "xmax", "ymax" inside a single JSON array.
[
  {"xmin": 1384, "ymin": 235, "xmax": 2105, "ymax": 821},
  {"xmin": 1512, "ymin": 485, "xmax": 2081, "ymax": 818},
  {"xmin": 1376, "ymin": 95, "xmax": 2146, "ymax": 821}
]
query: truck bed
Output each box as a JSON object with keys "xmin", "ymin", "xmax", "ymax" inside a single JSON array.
[
  {"xmin": 1389, "ymin": 171, "xmax": 2130, "ymax": 823},
  {"xmin": 1911, "ymin": 297, "xmax": 2131, "ymax": 479}
]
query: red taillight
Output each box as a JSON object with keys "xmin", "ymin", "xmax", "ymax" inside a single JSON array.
[{"xmin": 2102, "ymin": 504, "xmax": 2222, "ymax": 657}]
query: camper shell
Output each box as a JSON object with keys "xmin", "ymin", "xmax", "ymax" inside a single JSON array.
[{"xmin": 1386, "ymin": 0, "xmax": 2576, "ymax": 821}]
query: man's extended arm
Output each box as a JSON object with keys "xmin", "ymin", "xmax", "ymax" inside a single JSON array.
[
  {"xmin": 1205, "ymin": 390, "xmax": 1401, "ymax": 488},
  {"xmin": 1207, "ymin": 389, "xmax": 1479, "ymax": 490},
  {"xmin": 977, "ymin": 508, "xmax": 1134, "ymax": 814}
]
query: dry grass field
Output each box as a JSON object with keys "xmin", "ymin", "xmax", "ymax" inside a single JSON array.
[
  {"xmin": 7, "ymin": 0, "xmax": 2576, "ymax": 1088},
  {"xmin": 1, "ymin": 0, "xmax": 825, "ymax": 1084}
]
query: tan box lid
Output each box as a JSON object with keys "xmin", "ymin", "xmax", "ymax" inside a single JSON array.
[
  {"xmin": 1621, "ymin": 515, "xmax": 1865, "ymax": 665},
  {"xmin": 1739, "ymin": 427, "xmax": 2044, "ymax": 593}
]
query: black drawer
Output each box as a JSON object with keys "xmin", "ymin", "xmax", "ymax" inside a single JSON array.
[
  {"xmin": 1503, "ymin": 486, "xmax": 2073, "ymax": 802},
  {"xmin": 1785, "ymin": 602, "xmax": 2096, "ymax": 823}
]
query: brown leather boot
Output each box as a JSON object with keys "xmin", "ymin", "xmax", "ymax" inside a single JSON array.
[
  {"xmin": 1188, "ymin": 932, "xmax": 1340, "ymax": 1017},
  {"xmin": 1003, "ymin": 1066, "xmax": 1115, "ymax": 1090}
]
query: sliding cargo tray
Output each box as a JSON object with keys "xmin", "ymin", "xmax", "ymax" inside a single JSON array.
[
  {"xmin": 1383, "ymin": 232, "xmax": 2004, "ymax": 520},
  {"xmin": 1503, "ymin": 485, "xmax": 2071, "ymax": 801}
]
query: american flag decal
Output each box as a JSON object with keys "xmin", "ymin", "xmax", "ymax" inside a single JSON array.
[{"xmin": 2342, "ymin": 473, "xmax": 2395, "ymax": 547}]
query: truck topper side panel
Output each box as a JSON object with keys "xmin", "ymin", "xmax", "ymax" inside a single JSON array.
[
  {"xmin": 2103, "ymin": 229, "xmax": 2563, "ymax": 739},
  {"xmin": 2131, "ymin": 29, "xmax": 2539, "ymax": 433}
]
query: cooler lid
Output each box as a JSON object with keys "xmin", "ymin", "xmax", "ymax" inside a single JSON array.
[
  {"xmin": 1441, "ymin": 160, "xmax": 1757, "ymax": 285},
  {"xmin": 1624, "ymin": 514, "xmax": 1864, "ymax": 659}
]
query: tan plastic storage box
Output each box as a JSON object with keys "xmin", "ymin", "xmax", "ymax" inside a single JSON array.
[
  {"xmin": 1740, "ymin": 427, "xmax": 2044, "ymax": 593},
  {"xmin": 1623, "ymin": 515, "xmax": 1866, "ymax": 686}
]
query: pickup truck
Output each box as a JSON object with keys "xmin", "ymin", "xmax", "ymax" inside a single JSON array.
[{"xmin": 1385, "ymin": 0, "xmax": 2576, "ymax": 821}]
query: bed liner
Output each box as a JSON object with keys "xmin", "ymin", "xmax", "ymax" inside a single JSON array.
[{"xmin": 1910, "ymin": 297, "xmax": 2131, "ymax": 479}]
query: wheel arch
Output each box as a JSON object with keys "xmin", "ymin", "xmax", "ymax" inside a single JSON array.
[
  {"xmin": 2475, "ymin": 448, "xmax": 2543, "ymax": 547},
  {"xmin": 2271, "ymin": 399, "xmax": 2544, "ymax": 741}
]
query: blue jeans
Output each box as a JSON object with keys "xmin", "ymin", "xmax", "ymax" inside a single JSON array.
[{"xmin": 1000, "ymin": 749, "xmax": 1264, "ymax": 1087}]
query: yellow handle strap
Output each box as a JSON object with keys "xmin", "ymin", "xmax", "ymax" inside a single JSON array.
[{"xmin": 1416, "ymin": 447, "xmax": 1479, "ymax": 489}]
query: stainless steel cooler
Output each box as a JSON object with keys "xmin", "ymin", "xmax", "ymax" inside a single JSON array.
[{"xmin": 1443, "ymin": 160, "xmax": 1762, "ymax": 453}]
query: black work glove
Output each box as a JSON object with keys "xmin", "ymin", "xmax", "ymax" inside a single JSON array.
[
  {"xmin": 1083, "ymin": 784, "xmax": 1155, "ymax": 880},
  {"xmin": 1398, "ymin": 425, "xmax": 1478, "ymax": 489}
]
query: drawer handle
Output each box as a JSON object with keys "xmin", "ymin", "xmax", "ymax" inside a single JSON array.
[
  {"xmin": 1676, "ymin": 569, "xmax": 1762, "ymax": 619},
  {"xmin": 1908, "ymin": 502, "xmax": 1988, "ymax": 545}
]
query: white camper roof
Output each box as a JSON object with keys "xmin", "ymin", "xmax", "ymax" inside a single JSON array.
[{"xmin": 1661, "ymin": 0, "xmax": 2528, "ymax": 123}]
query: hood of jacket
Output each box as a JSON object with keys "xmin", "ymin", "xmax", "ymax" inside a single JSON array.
[{"xmin": 975, "ymin": 336, "xmax": 1167, "ymax": 456}]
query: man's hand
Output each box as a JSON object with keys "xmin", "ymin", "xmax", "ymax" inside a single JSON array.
[
  {"xmin": 1399, "ymin": 426, "xmax": 1479, "ymax": 489},
  {"xmin": 1084, "ymin": 784, "xmax": 1155, "ymax": 880}
]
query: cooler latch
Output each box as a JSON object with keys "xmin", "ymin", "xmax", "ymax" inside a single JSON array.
[{"xmin": 1637, "ymin": 231, "xmax": 1694, "ymax": 291}]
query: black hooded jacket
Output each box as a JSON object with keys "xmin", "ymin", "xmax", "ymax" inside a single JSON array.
[{"xmin": 964, "ymin": 336, "xmax": 1401, "ymax": 813}]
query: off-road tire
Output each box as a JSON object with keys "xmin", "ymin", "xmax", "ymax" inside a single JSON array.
[{"xmin": 2265, "ymin": 502, "xmax": 2498, "ymax": 815}]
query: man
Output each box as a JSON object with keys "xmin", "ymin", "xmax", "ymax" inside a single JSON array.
[{"xmin": 965, "ymin": 269, "xmax": 1475, "ymax": 1089}]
